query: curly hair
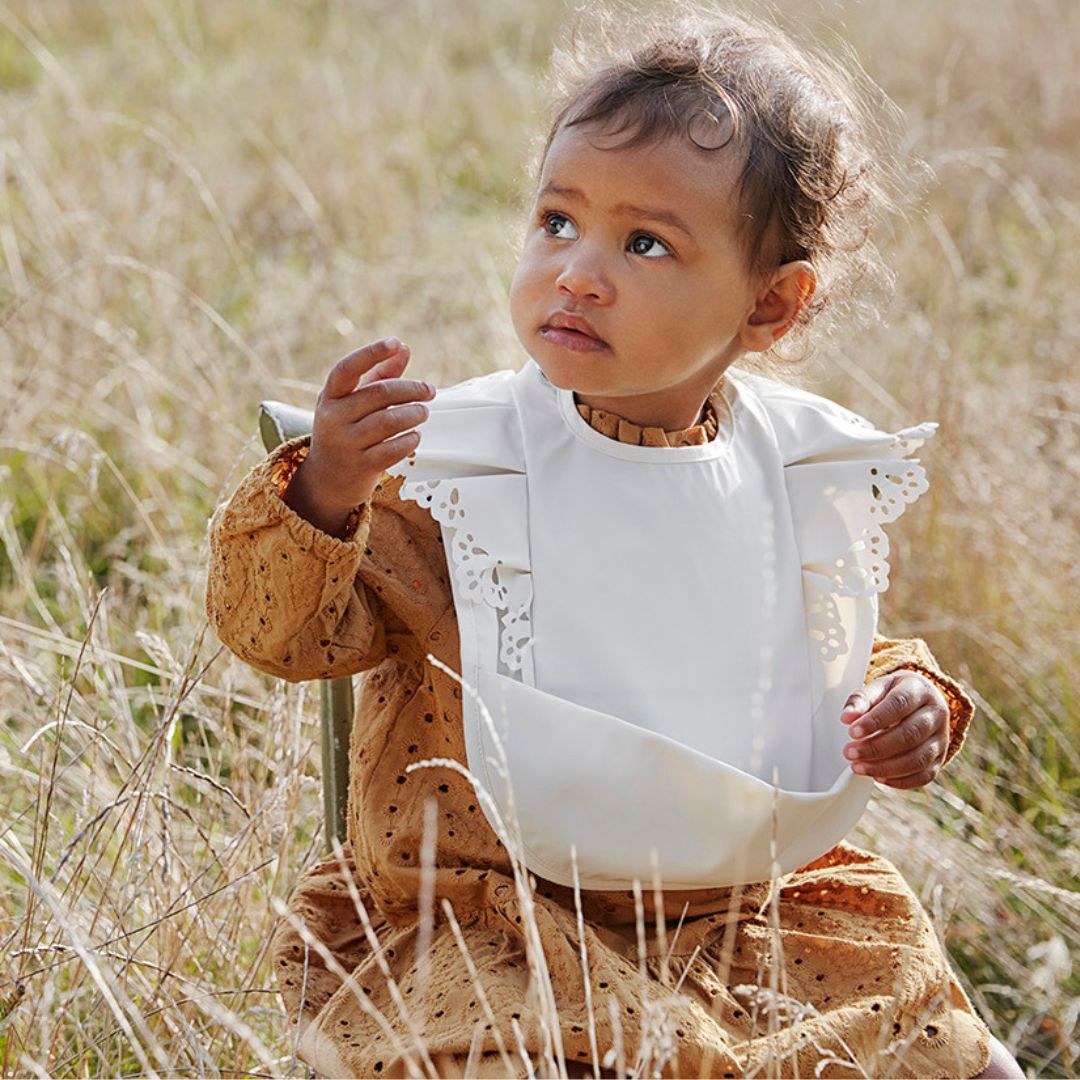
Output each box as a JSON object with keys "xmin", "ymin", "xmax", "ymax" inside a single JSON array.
[{"xmin": 534, "ymin": 2, "xmax": 913, "ymax": 367}]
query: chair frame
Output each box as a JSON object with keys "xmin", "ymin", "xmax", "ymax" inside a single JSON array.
[{"xmin": 259, "ymin": 400, "xmax": 352, "ymax": 851}]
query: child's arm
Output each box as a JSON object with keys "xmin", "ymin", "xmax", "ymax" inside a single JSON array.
[
  {"xmin": 205, "ymin": 439, "xmax": 388, "ymax": 680},
  {"xmin": 836, "ymin": 634, "xmax": 975, "ymax": 789},
  {"xmin": 205, "ymin": 338, "xmax": 436, "ymax": 681}
]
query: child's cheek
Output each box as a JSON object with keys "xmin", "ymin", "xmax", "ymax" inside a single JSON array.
[
  {"xmin": 509, "ymin": 253, "xmax": 545, "ymax": 312},
  {"xmin": 508, "ymin": 270, "xmax": 536, "ymax": 344}
]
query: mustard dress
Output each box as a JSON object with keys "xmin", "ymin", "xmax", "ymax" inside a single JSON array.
[{"xmin": 205, "ymin": 397, "xmax": 993, "ymax": 1079}]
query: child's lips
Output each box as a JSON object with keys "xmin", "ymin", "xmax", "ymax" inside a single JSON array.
[{"xmin": 538, "ymin": 325, "xmax": 610, "ymax": 353}]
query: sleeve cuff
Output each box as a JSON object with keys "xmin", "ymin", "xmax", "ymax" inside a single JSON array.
[{"xmin": 265, "ymin": 436, "xmax": 376, "ymax": 553}]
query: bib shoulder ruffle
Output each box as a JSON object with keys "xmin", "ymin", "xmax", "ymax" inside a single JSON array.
[
  {"xmin": 386, "ymin": 366, "xmax": 533, "ymax": 674},
  {"xmin": 728, "ymin": 369, "xmax": 937, "ymax": 662}
]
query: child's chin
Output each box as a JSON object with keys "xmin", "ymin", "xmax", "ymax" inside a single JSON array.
[{"xmin": 528, "ymin": 347, "xmax": 608, "ymax": 391}]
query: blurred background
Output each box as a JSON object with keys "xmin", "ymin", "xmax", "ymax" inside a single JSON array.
[{"xmin": 0, "ymin": 0, "xmax": 1076, "ymax": 1075}]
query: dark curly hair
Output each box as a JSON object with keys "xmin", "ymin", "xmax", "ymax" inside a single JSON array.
[{"xmin": 534, "ymin": 2, "xmax": 910, "ymax": 365}]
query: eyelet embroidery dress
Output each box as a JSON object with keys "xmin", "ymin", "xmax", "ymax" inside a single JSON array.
[{"xmin": 205, "ymin": 363, "xmax": 993, "ymax": 1079}]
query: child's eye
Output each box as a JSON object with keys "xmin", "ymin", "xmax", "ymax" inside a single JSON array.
[
  {"xmin": 542, "ymin": 211, "xmax": 578, "ymax": 239},
  {"xmin": 628, "ymin": 233, "xmax": 672, "ymax": 258}
]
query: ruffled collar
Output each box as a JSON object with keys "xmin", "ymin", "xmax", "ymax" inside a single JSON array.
[{"xmin": 573, "ymin": 391, "xmax": 721, "ymax": 447}]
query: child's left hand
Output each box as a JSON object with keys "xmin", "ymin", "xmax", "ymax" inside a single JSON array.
[{"xmin": 840, "ymin": 670, "xmax": 950, "ymax": 789}]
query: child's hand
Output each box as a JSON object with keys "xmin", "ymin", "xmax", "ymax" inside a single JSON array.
[
  {"xmin": 282, "ymin": 337, "xmax": 436, "ymax": 537},
  {"xmin": 839, "ymin": 670, "xmax": 950, "ymax": 789}
]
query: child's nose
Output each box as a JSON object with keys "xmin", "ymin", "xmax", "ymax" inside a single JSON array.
[{"xmin": 555, "ymin": 250, "xmax": 613, "ymax": 304}]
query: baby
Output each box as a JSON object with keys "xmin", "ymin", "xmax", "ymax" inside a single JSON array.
[{"xmin": 206, "ymin": 6, "xmax": 1021, "ymax": 1078}]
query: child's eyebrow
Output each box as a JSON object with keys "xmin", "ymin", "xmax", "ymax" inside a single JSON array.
[{"xmin": 538, "ymin": 182, "xmax": 696, "ymax": 240}]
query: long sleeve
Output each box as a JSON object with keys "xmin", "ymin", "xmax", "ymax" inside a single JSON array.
[
  {"xmin": 864, "ymin": 633, "xmax": 976, "ymax": 770},
  {"xmin": 205, "ymin": 436, "xmax": 389, "ymax": 681}
]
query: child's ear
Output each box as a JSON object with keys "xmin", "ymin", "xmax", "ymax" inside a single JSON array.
[{"xmin": 740, "ymin": 261, "xmax": 816, "ymax": 352}]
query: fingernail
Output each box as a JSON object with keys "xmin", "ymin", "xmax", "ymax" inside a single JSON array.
[
  {"xmin": 852, "ymin": 763, "xmax": 868, "ymax": 774},
  {"xmin": 851, "ymin": 725, "xmax": 865, "ymax": 738},
  {"xmin": 844, "ymin": 746, "xmax": 860, "ymax": 760},
  {"xmin": 383, "ymin": 336, "xmax": 401, "ymax": 349},
  {"xmin": 424, "ymin": 382, "xmax": 437, "ymax": 396}
]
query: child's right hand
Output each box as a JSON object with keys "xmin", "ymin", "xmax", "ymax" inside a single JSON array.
[{"xmin": 282, "ymin": 337, "xmax": 436, "ymax": 538}]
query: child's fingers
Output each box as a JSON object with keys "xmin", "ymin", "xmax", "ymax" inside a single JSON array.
[
  {"xmin": 848, "ymin": 731, "xmax": 948, "ymax": 787},
  {"xmin": 323, "ymin": 337, "xmax": 408, "ymax": 399},
  {"xmin": 843, "ymin": 672, "xmax": 931, "ymax": 739},
  {"xmin": 843, "ymin": 704, "xmax": 946, "ymax": 773}
]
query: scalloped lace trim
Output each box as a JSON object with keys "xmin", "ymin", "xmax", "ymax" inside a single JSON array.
[
  {"xmin": 807, "ymin": 425, "xmax": 934, "ymax": 661},
  {"xmin": 398, "ymin": 478, "xmax": 532, "ymax": 675},
  {"xmin": 826, "ymin": 458, "xmax": 930, "ymax": 602}
]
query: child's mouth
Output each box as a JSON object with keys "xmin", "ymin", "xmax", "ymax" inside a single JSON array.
[{"xmin": 539, "ymin": 325, "xmax": 609, "ymax": 353}]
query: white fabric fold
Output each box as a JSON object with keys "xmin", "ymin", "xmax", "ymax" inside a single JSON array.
[{"xmin": 473, "ymin": 669, "xmax": 871, "ymax": 890}]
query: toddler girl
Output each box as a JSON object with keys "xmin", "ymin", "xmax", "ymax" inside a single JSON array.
[{"xmin": 206, "ymin": 8, "xmax": 1020, "ymax": 1078}]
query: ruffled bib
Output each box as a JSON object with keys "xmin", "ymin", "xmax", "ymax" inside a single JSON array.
[{"xmin": 385, "ymin": 359, "xmax": 936, "ymax": 889}]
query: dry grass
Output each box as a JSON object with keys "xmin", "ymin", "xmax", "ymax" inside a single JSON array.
[{"xmin": 0, "ymin": 0, "xmax": 1076, "ymax": 1075}]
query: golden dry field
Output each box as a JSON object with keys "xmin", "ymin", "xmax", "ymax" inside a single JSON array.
[{"xmin": 0, "ymin": 0, "xmax": 1077, "ymax": 1076}]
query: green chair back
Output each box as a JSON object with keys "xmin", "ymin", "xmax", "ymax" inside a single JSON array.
[{"xmin": 259, "ymin": 401, "xmax": 353, "ymax": 852}]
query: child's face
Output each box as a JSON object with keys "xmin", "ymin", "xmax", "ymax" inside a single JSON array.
[{"xmin": 509, "ymin": 122, "xmax": 765, "ymax": 422}]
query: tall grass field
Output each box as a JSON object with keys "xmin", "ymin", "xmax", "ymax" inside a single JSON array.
[{"xmin": 0, "ymin": 0, "xmax": 1077, "ymax": 1076}]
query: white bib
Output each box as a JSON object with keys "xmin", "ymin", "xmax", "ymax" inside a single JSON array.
[{"xmin": 386, "ymin": 358, "xmax": 936, "ymax": 890}]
